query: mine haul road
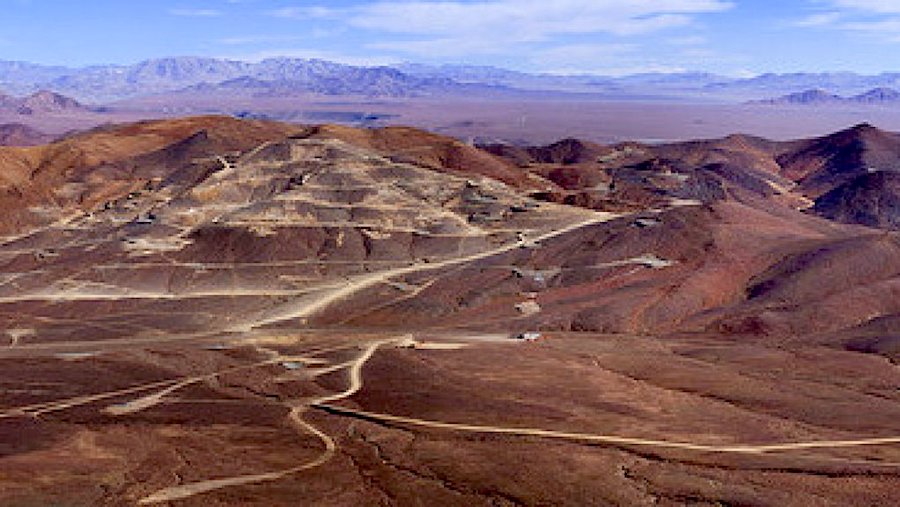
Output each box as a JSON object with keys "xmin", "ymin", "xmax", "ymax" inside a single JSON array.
[
  {"xmin": 2, "ymin": 197, "xmax": 897, "ymax": 504},
  {"xmin": 138, "ymin": 335, "xmax": 900, "ymax": 504}
]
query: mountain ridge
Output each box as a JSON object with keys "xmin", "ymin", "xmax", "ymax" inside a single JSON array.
[
  {"xmin": 8, "ymin": 56, "xmax": 900, "ymax": 103},
  {"xmin": 752, "ymin": 87, "xmax": 900, "ymax": 105}
]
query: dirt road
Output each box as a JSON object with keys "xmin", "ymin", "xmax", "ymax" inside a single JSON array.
[
  {"xmin": 141, "ymin": 333, "xmax": 900, "ymax": 504},
  {"xmin": 315, "ymin": 404, "xmax": 900, "ymax": 455},
  {"xmin": 0, "ymin": 344, "xmax": 353, "ymax": 419},
  {"xmin": 138, "ymin": 338, "xmax": 404, "ymax": 504},
  {"xmin": 242, "ymin": 213, "xmax": 619, "ymax": 331}
]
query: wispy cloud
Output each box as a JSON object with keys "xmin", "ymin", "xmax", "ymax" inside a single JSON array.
[
  {"xmin": 530, "ymin": 43, "xmax": 667, "ymax": 76},
  {"xmin": 269, "ymin": 6, "xmax": 336, "ymax": 19},
  {"xmin": 841, "ymin": 18, "xmax": 900, "ymax": 41},
  {"xmin": 271, "ymin": 0, "xmax": 733, "ymax": 58},
  {"xmin": 795, "ymin": 0, "xmax": 900, "ymax": 40},
  {"xmin": 830, "ymin": 0, "xmax": 900, "ymax": 14},
  {"xmin": 668, "ymin": 35, "xmax": 708, "ymax": 45},
  {"xmin": 544, "ymin": 64, "xmax": 689, "ymax": 77},
  {"xmin": 531, "ymin": 43, "xmax": 636, "ymax": 67},
  {"xmin": 168, "ymin": 8, "xmax": 222, "ymax": 17},
  {"xmin": 220, "ymin": 48, "xmax": 399, "ymax": 67},
  {"xmin": 345, "ymin": 1, "xmax": 731, "ymax": 37},
  {"xmin": 217, "ymin": 35, "xmax": 307, "ymax": 46},
  {"xmin": 793, "ymin": 12, "xmax": 843, "ymax": 27}
]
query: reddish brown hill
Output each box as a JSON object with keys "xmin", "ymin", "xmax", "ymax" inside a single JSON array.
[
  {"xmin": 478, "ymin": 143, "xmax": 535, "ymax": 167},
  {"xmin": 712, "ymin": 233, "xmax": 900, "ymax": 342},
  {"xmin": 811, "ymin": 171, "xmax": 900, "ymax": 230},
  {"xmin": 298, "ymin": 124, "xmax": 538, "ymax": 190},
  {"xmin": 1, "ymin": 116, "xmax": 899, "ymax": 506},
  {"xmin": 776, "ymin": 123, "xmax": 900, "ymax": 198},
  {"xmin": 501, "ymin": 126, "xmax": 900, "ymax": 221},
  {"xmin": 499, "ymin": 133, "xmax": 797, "ymax": 212},
  {"xmin": 525, "ymin": 137, "xmax": 607, "ymax": 165},
  {"xmin": 2, "ymin": 116, "xmax": 897, "ymax": 340},
  {"xmin": 329, "ymin": 197, "xmax": 869, "ymax": 340},
  {"xmin": 654, "ymin": 134, "xmax": 785, "ymax": 175},
  {"xmin": 0, "ymin": 115, "xmax": 303, "ymax": 234}
]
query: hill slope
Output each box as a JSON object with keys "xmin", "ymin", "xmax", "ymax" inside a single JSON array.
[
  {"xmin": 0, "ymin": 117, "xmax": 898, "ymax": 507},
  {"xmin": 812, "ymin": 171, "xmax": 900, "ymax": 229}
]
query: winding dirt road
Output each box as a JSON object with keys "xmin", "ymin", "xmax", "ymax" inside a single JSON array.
[
  {"xmin": 314, "ymin": 404, "xmax": 900, "ymax": 455},
  {"xmin": 241, "ymin": 212, "xmax": 619, "ymax": 331},
  {"xmin": 7, "ymin": 196, "xmax": 898, "ymax": 504},
  {"xmin": 0, "ymin": 344, "xmax": 352, "ymax": 419},
  {"xmin": 140, "ymin": 331, "xmax": 900, "ymax": 504},
  {"xmin": 138, "ymin": 337, "xmax": 404, "ymax": 504}
]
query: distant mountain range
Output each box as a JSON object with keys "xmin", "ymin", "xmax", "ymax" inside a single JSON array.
[
  {"xmin": 0, "ymin": 57, "xmax": 470, "ymax": 103},
  {"xmin": 400, "ymin": 66, "xmax": 900, "ymax": 102},
  {"xmin": 398, "ymin": 63, "xmax": 731, "ymax": 94},
  {"xmin": 751, "ymin": 87, "xmax": 900, "ymax": 105},
  {"xmin": 4, "ymin": 56, "xmax": 900, "ymax": 105},
  {"xmin": 175, "ymin": 71, "xmax": 495, "ymax": 99}
]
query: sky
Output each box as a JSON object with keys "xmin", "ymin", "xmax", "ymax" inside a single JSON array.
[{"xmin": 1, "ymin": 0, "xmax": 900, "ymax": 76}]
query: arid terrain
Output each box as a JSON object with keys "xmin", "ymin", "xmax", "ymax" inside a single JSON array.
[
  {"xmin": 13, "ymin": 90, "xmax": 900, "ymax": 147},
  {"xmin": 9, "ymin": 56, "xmax": 900, "ymax": 146},
  {"xmin": 0, "ymin": 115, "xmax": 898, "ymax": 506}
]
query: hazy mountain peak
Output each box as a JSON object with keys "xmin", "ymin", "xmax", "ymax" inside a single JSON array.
[
  {"xmin": 853, "ymin": 87, "xmax": 900, "ymax": 102},
  {"xmin": 753, "ymin": 87, "xmax": 900, "ymax": 106},
  {"xmin": 0, "ymin": 89, "xmax": 87, "ymax": 115}
]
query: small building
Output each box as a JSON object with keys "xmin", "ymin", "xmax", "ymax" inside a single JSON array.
[
  {"xmin": 514, "ymin": 301, "xmax": 541, "ymax": 316},
  {"xmin": 468, "ymin": 210, "xmax": 504, "ymax": 224},
  {"xmin": 634, "ymin": 217, "xmax": 661, "ymax": 228},
  {"xmin": 135, "ymin": 212, "xmax": 157, "ymax": 225},
  {"xmin": 511, "ymin": 201, "xmax": 539, "ymax": 213}
]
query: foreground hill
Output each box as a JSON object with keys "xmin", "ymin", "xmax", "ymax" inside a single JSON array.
[
  {"xmin": 813, "ymin": 171, "xmax": 900, "ymax": 230},
  {"xmin": 777, "ymin": 123, "xmax": 900, "ymax": 198},
  {"xmin": 0, "ymin": 116, "xmax": 303, "ymax": 234},
  {"xmin": 0, "ymin": 117, "xmax": 897, "ymax": 506}
]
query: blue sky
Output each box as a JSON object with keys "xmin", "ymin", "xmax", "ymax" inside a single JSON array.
[{"xmin": 1, "ymin": 0, "xmax": 900, "ymax": 75}]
